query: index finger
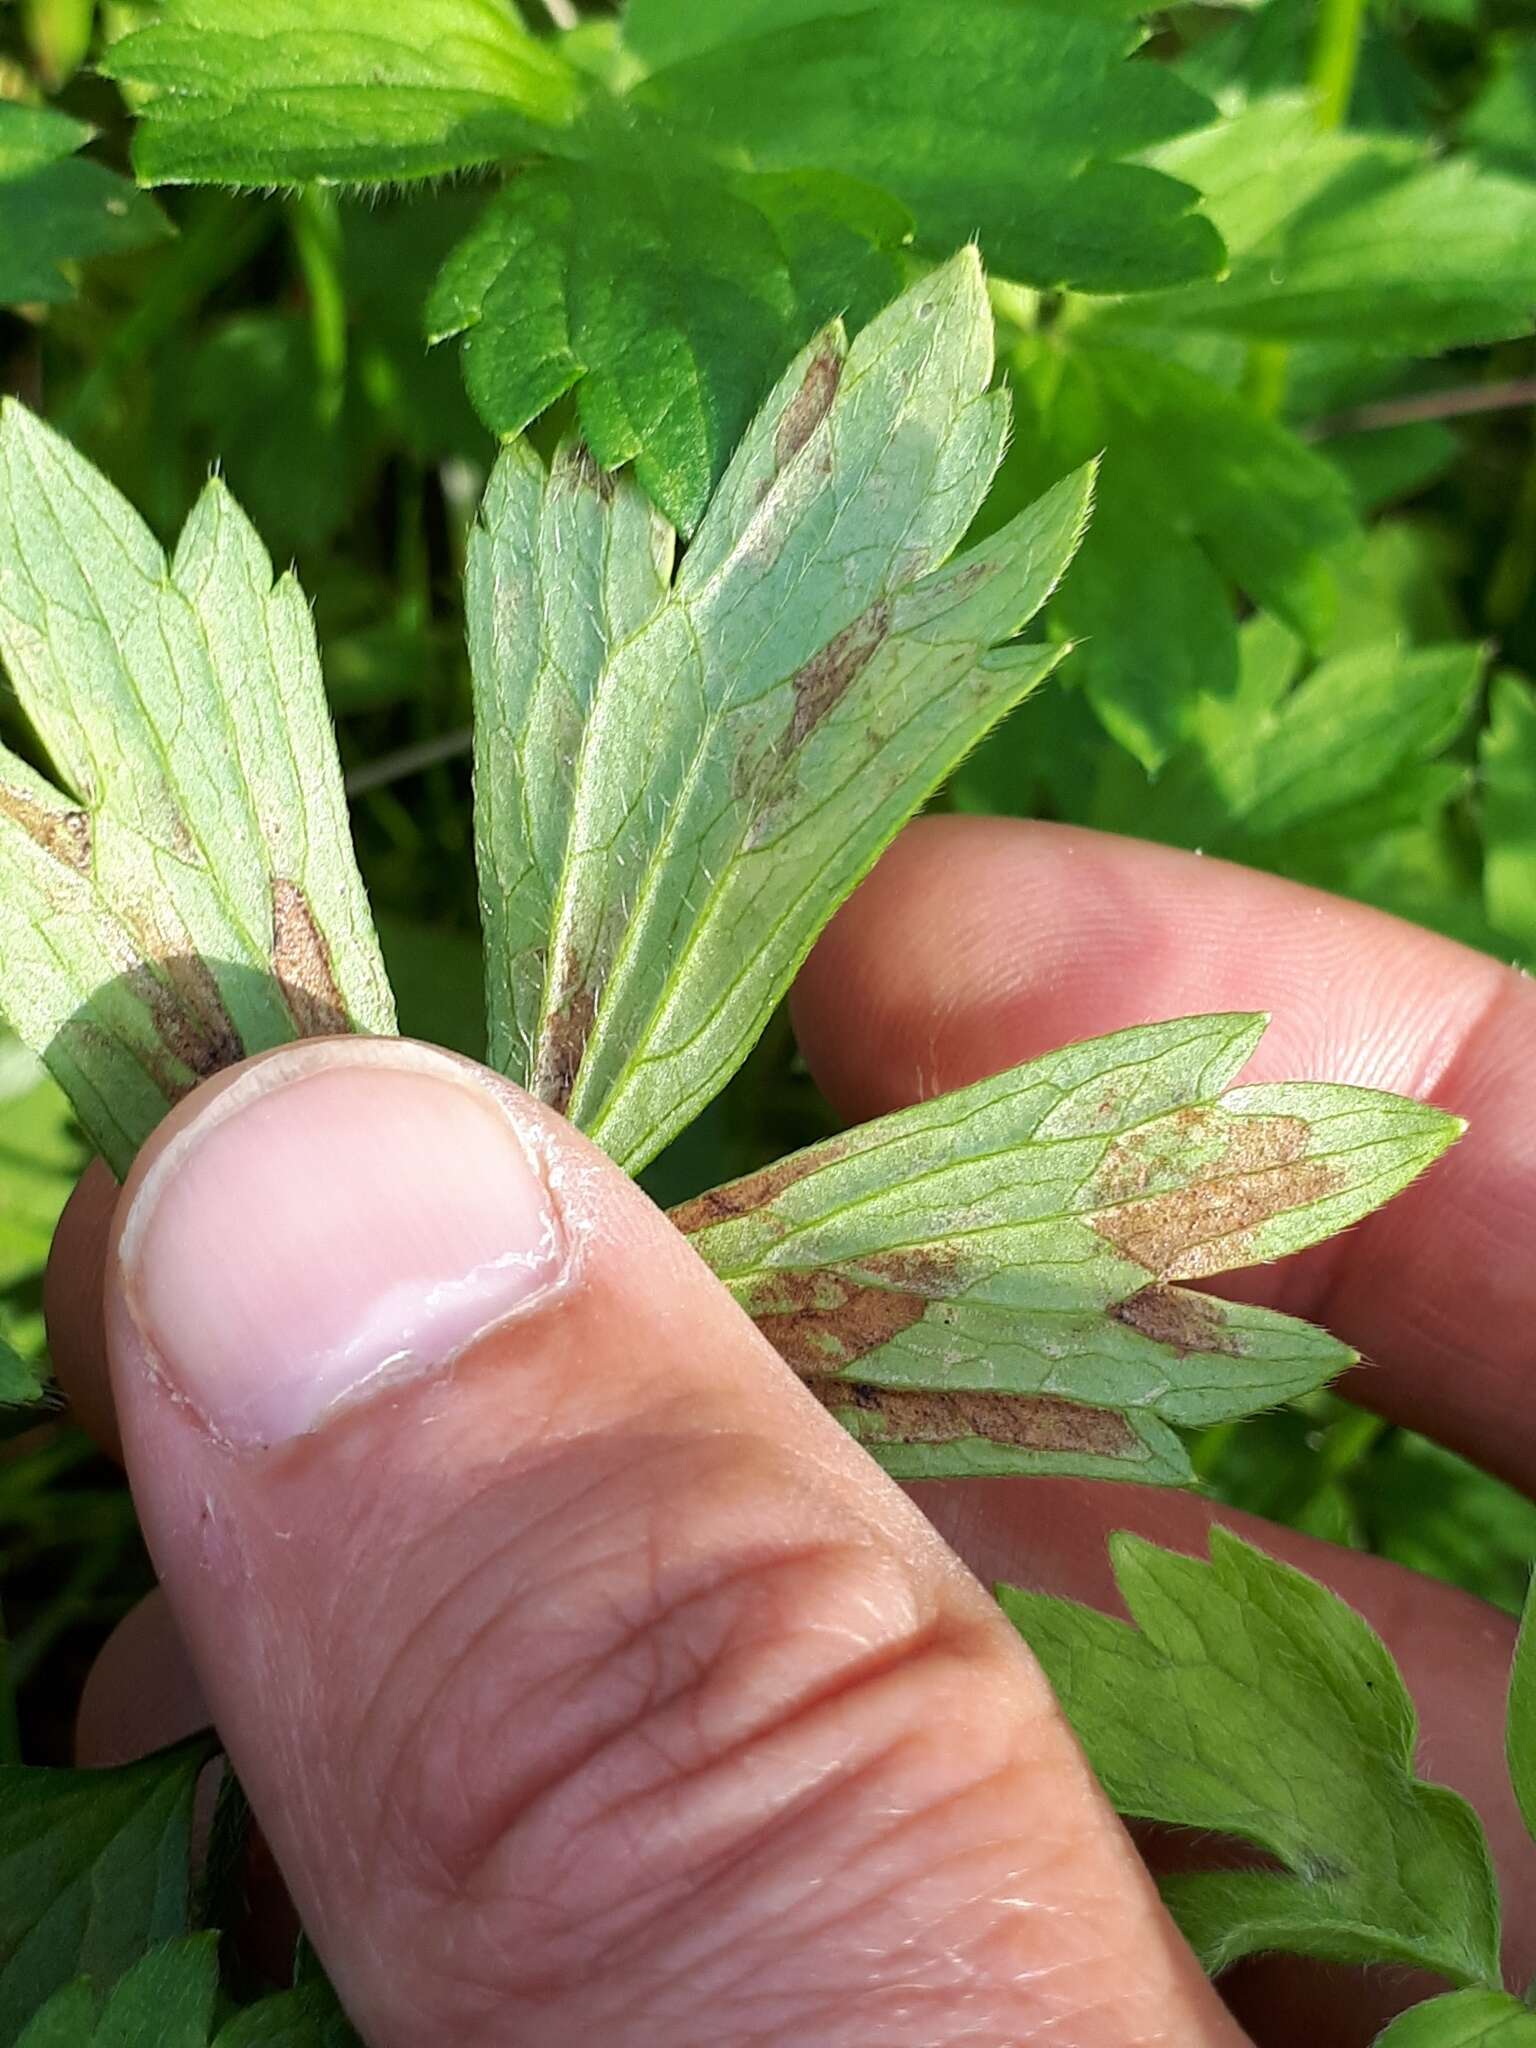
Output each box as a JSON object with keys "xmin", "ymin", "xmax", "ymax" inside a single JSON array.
[{"xmin": 791, "ymin": 816, "xmax": 1536, "ymax": 1493}]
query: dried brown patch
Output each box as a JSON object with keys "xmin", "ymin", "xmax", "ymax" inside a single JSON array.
[
  {"xmin": 668, "ymin": 1139, "xmax": 849, "ymax": 1236},
  {"xmin": 272, "ymin": 878, "xmax": 350, "ymax": 1037},
  {"xmin": 1092, "ymin": 1114, "xmax": 1344, "ymax": 1281},
  {"xmin": 1092, "ymin": 1103, "xmax": 1223, "ymax": 1205},
  {"xmin": 565, "ymin": 442, "xmax": 616, "ymax": 503},
  {"xmin": 753, "ymin": 1269, "xmax": 931, "ymax": 1370},
  {"xmin": 774, "ymin": 347, "xmax": 843, "ymax": 472},
  {"xmin": 533, "ymin": 946, "xmax": 597, "ymax": 1116},
  {"xmin": 786, "ymin": 601, "xmax": 890, "ymax": 751},
  {"xmin": 124, "ymin": 953, "xmax": 244, "ymax": 1088},
  {"xmin": 749, "ymin": 1247, "xmax": 963, "ymax": 1368},
  {"xmin": 1111, "ymin": 1284, "xmax": 1240, "ymax": 1358},
  {"xmin": 0, "ymin": 783, "xmax": 91, "ymax": 872},
  {"xmin": 808, "ymin": 1381, "xmax": 1137, "ymax": 1456}
]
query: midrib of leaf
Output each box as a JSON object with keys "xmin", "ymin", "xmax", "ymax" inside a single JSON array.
[
  {"xmin": 696, "ymin": 1109, "xmax": 1423, "ymax": 1283},
  {"xmin": 8, "ymin": 428, "xmax": 275, "ymax": 977},
  {"xmin": 571, "ymin": 370, "xmax": 971, "ymax": 1136}
]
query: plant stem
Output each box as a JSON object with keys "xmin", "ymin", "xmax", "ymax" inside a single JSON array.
[
  {"xmin": 289, "ymin": 188, "xmax": 348, "ymax": 428},
  {"xmin": 1304, "ymin": 376, "xmax": 1536, "ymax": 438},
  {"xmin": 1244, "ymin": 0, "xmax": 1368, "ymax": 417},
  {"xmin": 1309, "ymin": 0, "xmax": 1368, "ymax": 133}
]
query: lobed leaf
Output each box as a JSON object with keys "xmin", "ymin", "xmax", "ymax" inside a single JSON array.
[
  {"xmin": 1127, "ymin": 639, "xmax": 1486, "ymax": 853},
  {"xmin": 996, "ymin": 336, "xmax": 1358, "ymax": 771},
  {"xmin": 674, "ymin": 1014, "xmax": 1460, "ymax": 1484},
  {"xmin": 1002, "ymin": 1529, "xmax": 1502, "ymax": 1987},
  {"xmin": 0, "ymin": 404, "xmax": 396, "ymax": 1176},
  {"xmin": 631, "ymin": 0, "xmax": 1224, "ymax": 295},
  {"xmin": 1115, "ymin": 97, "xmax": 1536, "ymax": 354},
  {"xmin": 470, "ymin": 251, "xmax": 1091, "ymax": 1172},
  {"xmin": 0, "ymin": 104, "xmax": 167, "ymax": 308},
  {"xmin": 15, "ymin": 1935, "xmax": 360, "ymax": 2047},
  {"xmin": 428, "ymin": 123, "xmax": 911, "ymax": 532},
  {"xmin": 104, "ymin": 0, "xmax": 581, "ymax": 186},
  {"xmin": 0, "ymin": 1739, "xmax": 214, "ymax": 2036}
]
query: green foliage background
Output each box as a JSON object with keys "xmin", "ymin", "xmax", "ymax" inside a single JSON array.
[{"xmin": 1, "ymin": 0, "xmax": 1536, "ymax": 2028}]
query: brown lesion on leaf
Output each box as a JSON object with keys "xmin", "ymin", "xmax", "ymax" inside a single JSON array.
[
  {"xmin": 532, "ymin": 944, "xmax": 597, "ymax": 1117},
  {"xmin": 562, "ymin": 441, "xmax": 616, "ymax": 503},
  {"xmin": 807, "ymin": 1380, "xmax": 1138, "ymax": 1456},
  {"xmin": 1091, "ymin": 1112, "xmax": 1345, "ymax": 1281},
  {"xmin": 0, "ymin": 783, "xmax": 91, "ymax": 872},
  {"xmin": 271, "ymin": 878, "xmax": 350, "ymax": 1037},
  {"xmin": 1111, "ymin": 1284, "xmax": 1242, "ymax": 1359},
  {"xmin": 668, "ymin": 1138, "xmax": 850, "ymax": 1236},
  {"xmin": 745, "ymin": 1247, "xmax": 962, "ymax": 1370},
  {"xmin": 773, "ymin": 347, "xmax": 843, "ymax": 472},
  {"xmin": 122, "ymin": 949, "xmax": 244, "ymax": 1092},
  {"xmin": 785, "ymin": 600, "xmax": 890, "ymax": 752}
]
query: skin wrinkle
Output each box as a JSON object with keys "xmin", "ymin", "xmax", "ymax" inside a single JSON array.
[{"xmin": 495, "ymin": 1744, "xmax": 1091, "ymax": 2043}]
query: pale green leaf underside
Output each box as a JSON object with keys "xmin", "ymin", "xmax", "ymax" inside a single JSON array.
[
  {"xmin": 1375, "ymin": 1992, "xmax": 1536, "ymax": 2048},
  {"xmin": 674, "ymin": 1013, "xmax": 1460, "ymax": 1485},
  {"xmin": 0, "ymin": 403, "xmax": 396, "ymax": 1177},
  {"xmin": 1002, "ymin": 1529, "xmax": 1502, "ymax": 1987},
  {"xmin": 0, "ymin": 104, "xmax": 167, "ymax": 308},
  {"xmin": 471, "ymin": 250, "xmax": 1093, "ymax": 1174},
  {"xmin": 104, "ymin": 0, "xmax": 580, "ymax": 186}
]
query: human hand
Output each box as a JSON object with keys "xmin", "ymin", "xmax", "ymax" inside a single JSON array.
[{"xmin": 49, "ymin": 818, "xmax": 1536, "ymax": 2047}]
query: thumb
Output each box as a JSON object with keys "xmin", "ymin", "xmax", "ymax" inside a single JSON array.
[{"xmin": 104, "ymin": 1037, "xmax": 1243, "ymax": 2048}]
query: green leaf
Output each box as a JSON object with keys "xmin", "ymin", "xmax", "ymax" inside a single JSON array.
[
  {"xmin": 633, "ymin": 0, "xmax": 1223, "ymax": 295},
  {"xmin": 214, "ymin": 1978, "xmax": 362, "ymax": 2047},
  {"xmin": 428, "ymin": 125, "xmax": 911, "ymax": 531},
  {"xmin": 0, "ymin": 1038, "xmax": 84, "ymax": 1295},
  {"xmin": 0, "ymin": 104, "xmax": 167, "ymax": 307},
  {"xmin": 1114, "ymin": 97, "xmax": 1536, "ymax": 354},
  {"xmin": 1482, "ymin": 672, "xmax": 1536, "ymax": 961},
  {"xmin": 0, "ymin": 1739, "xmax": 214, "ymax": 2036},
  {"xmin": 998, "ymin": 336, "xmax": 1357, "ymax": 770},
  {"xmin": 675, "ymin": 1014, "xmax": 1460, "ymax": 1483},
  {"xmin": 1375, "ymin": 1992, "xmax": 1536, "ymax": 2047},
  {"xmin": 104, "ymin": 0, "xmax": 582, "ymax": 186},
  {"xmin": 1508, "ymin": 1573, "xmax": 1536, "ymax": 1851},
  {"xmin": 1001, "ymin": 1529, "xmax": 1502, "ymax": 1985},
  {"xmin": 0, "ymin": 403, "xmax": 396, "ymax": 1177},
  {"xmin": 1464, "ymin": 34, "xmax": 1536, "ymax": 180},
  {"xmin": 1011, "ymin": 1540, "xmax": 1507, "ymax": 1982},
  {"xmin": 1134, "ymin": 641, "xmax": 1486, "ymax": 851},
  {"xmin": 0, "ymin": 1330, "xmax": 42, "ymax": 1408},
  {"xmin": 16, "ymin": 1936, "xmax": 219, "ymax": 2048},
  {"xmin": 470, "ymin": 252, "xmax": 1089, "ymax": 1172},
  {"xmin": 12, "ymin": 1934, "xmax": 358, "ymax": 2047}
]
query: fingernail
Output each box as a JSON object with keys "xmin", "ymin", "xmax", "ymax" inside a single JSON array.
[{"xmin": 118, "ymin": 1040, "xmax": 566, "ymax": 1448}]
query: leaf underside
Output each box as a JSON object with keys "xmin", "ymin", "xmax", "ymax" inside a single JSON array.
[
  {"xmin": 0, "ymin": 258, "xmax": 1462, "ymax": 1484},
  {"xmin": 0, "ymin": 401, "xmax": 396, "ymax": 1177},
  {"xmin": 673, "ymin": 1013, "xmax": 1459, "ymax": 1485},
  {"xmin": 469, "ymin": 250, "xmax": 1092, "ymax": 1175}
]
